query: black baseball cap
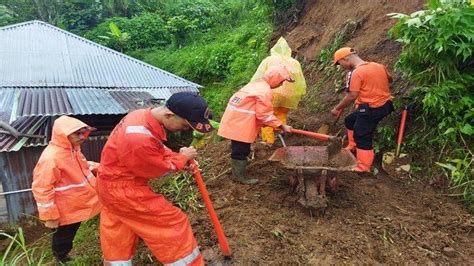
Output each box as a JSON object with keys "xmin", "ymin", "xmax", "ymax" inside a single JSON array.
[{"xmin": 166, "ymin": 92, "xmax": 214, "ymax": 133}]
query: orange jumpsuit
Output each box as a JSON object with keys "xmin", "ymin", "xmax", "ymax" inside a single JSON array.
[
  {"xmin": 97, "ymin": 108, "xmax": 203, "ymax": 265},
  {"xmin": 32, "ymin": 116, "xmax": 101, "ymax": 225}
]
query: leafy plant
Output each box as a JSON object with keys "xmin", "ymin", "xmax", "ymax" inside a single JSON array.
[
  {"xmin": 436, "ymin": 154, "xmax": 473, "ymax": 206},
  {"xmin": 0, "ymin": 228, "xmax": 47, "ymax": 265},
  {"xmin": 98, "ymin": 22, "xmax": 130, "ymax": 52},
  {"xmin": 151, "ymin": 171, "xmax": 200, "ymax": 211},
  {"xmin": 389, "ymin": 0, "xmax": 473, "ymax": 205}
]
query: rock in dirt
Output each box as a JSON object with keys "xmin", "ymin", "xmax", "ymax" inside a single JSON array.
[{"xmin": 442, "ymin": 247, "xmax": 456, "ymax": 258}]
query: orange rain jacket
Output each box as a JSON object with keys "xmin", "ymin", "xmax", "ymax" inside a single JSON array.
[
  {"xmin": 97, "ymin": 108, "xmax": 202, "ymax": 265},
  {"xmin": 32, "ymin": 116, "xmax": 101, "ymax": 226},
  {"xmin": 218, "ymin": 66, "xmax": 292, "ymax": 143}
]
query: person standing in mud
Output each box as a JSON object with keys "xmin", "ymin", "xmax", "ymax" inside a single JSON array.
[
  {"xmin": 330, "ymin": 47, "xmax": 394, "ymax": 172},
  {"xmin": 218, "ymin": 65, "xmax": 294, "ymax": 184},
  {"xmin": 32, "ymin": 116, "xmax": 101, "ymax": 263}
]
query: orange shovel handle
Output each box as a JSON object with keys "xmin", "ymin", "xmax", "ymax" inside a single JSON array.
[
  {"xmin": 190, "ymin": 161, "xmax": 232, "ymax": 257},
  {"xmin": 291, "ymin": 129, "xmax": 332, "ymax": 141}
]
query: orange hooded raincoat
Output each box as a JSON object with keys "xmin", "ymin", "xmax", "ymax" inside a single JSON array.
[
  {"xmin": 32, "ymin": 116, "xmax": 101, "ymax": 226},
  {"xmin": 97, "ymin": 109, "xmax": 202, "ymax": 266},
  {"xmin": 218, "ymin": 65, "xmax": 292, "ymax": 143}
]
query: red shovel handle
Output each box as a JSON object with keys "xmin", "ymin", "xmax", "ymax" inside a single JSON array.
[
  {"xmin": 190, "ymin": 161, "xmax": 232, "ymax": 257},
  {"xmin": 291, "ymin": 129, "xmax": 333, "ymax": 141}
]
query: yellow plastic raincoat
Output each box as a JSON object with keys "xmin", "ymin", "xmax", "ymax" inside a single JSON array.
[
  {"xmin": 251, "ymin": 37, "xmax": 307, "ymax": 144},
  {"xmin": 251, "ymin": 37, "xmax": 306, "ymax": 109}
]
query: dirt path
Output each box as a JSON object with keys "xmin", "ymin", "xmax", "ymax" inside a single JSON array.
[{"xmin": 191, "ymin": 141, "xmax": 474, "ymax": 264}]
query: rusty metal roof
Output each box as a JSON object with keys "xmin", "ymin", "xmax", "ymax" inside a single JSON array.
[
  {"xmin": 16, "ymin": 89, "xmax": 74, "ymax": 118},
  {"xmin": 0, "ymin": 116, "xmax": 49, "ymax": 152},
  {"xmin": 2, "ymin": 88, "xmax": 168, "ymax": 121},
  {"xmin": 0, "ymin": 20, "xmax": 201, "ymax": 90}
]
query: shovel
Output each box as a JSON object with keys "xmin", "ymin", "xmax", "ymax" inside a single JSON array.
[
  {"xmin": 189, "ymin": 161, "xmax": 232, "ymax": 258},
  {"xmin": 382, "ymin": 101, "xmax": 412, "ymax": 176},
  {"xmin": 291, "ymin": 129, "xmax": 337, "ymax": 142}
]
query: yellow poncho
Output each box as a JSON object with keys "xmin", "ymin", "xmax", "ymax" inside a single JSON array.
[{"xmin": 250, "ymin": 37, "xmax": 307, "ymax": 109}]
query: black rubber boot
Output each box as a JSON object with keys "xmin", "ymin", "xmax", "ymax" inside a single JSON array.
[{"xmin": 231, "ymin": 159, "xmax": 258, "ymax": 185}]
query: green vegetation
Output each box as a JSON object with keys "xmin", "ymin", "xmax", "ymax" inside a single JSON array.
[
  {"xmin": 127, "ymin": 2, "xmax": 275, "ymax": 115},
  {"xmin": 389, "ymin": 0, "xmax": 473, "ymax": 206},
  {"xmin": 0, "ymin": 228, "xmax": 47, "ymax": 265}
]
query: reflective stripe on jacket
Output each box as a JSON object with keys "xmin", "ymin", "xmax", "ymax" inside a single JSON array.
[
  {"xmin": 32, "ymin": 116, "xmax": 101, "ymax": 225},
  {"xmin": 218, "ymin": 80, "xmax": 282, "ymax": 143}
]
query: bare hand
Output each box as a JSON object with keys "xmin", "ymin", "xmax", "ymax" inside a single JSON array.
[
  {"xmin": 44, "ymin": 220, "xmax": 59, "ymax": 229},
  {"xmin": 280, "ymin": 124, "xmax": 293, "ymax": 133},
  {"xmin": 179, "ymin": 147, "xmax": 198, "ymax": 161}
]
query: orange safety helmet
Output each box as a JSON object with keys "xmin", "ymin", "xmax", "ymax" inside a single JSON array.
[{"xmin": 333, "ymin": 47, "xmax": 356, "ymax": 65}]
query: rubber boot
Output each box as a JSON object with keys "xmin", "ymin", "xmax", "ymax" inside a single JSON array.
[
  {"xmin": 353, "ymin": 148, "xmax": 374, "ymax": 172},
  {"xmin": 344, "ymin": 130, "xmax": 356, "ymax": 152},
  {"xmin": 231, "ymin": 159, "xmax": 259, "ymax": 185}
]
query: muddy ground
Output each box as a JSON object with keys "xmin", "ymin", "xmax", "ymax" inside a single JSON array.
[{"xmin": 192, "ymin": 137, "xmax": 473, "ymax": 264}]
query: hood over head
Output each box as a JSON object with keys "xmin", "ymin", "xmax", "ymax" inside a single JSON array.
[
  {"xmin": 51, "ymin": 116, "xmax": 91, "ymax": 148},
  {"xmin": 263, "ymin": 64, "xmax": 294, "ymax": 88},
  {"xmin": 270, "ymin": 37, "xmax": 292, "ymax": 58}
]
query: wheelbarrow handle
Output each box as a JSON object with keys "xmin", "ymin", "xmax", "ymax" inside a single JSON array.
[
  {"xmin": 291, "ymin": 129, "xmax": 334, "ymax": 142},
  {"xmin": 189, "ymin": 160, "xmax": 232, "ymax": 258}
]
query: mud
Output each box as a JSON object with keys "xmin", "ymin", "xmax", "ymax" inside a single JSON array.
[{"xmin": 193, "ymin": 137, "xmax": 474, "ymax": 264}]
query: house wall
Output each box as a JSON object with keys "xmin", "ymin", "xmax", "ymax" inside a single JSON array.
[{"xmin": 0, "ymin": 147, "xmax": 43, "ymax": 223}]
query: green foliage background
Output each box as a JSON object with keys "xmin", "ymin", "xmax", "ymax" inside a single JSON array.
[{"xmin": 389, "ymin": 0, "xmax": 473, "ymax": 206}]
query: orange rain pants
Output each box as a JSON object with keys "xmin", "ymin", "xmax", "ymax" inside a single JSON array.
[{"xmin": 98, "ymin": 180, "xmax": 202, "ymax": 265}]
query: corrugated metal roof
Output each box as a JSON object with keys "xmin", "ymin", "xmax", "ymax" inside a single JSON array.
[
  {"xmin": 66, "ymin": 89, "xmax": 126, "ymax": 115},
  {"xmin": 0, "ymin": 89, "xmax": 16, "ymax": 122},
  {"xmin": 0, "ymin": 20, "xmax": 201, "ymax": 89},
  {"xmin": 0, "ymin": 116, "xmax": 48, "ymax": 152},
  {"xmin": 169, "ymin": 87, "xmax": 200, "ymax": 94},
  {"xmin": 7, "ymin": 88, "xmax": 168, "ymax": 119},
  {"xmin": 109, "ymin": 90, "xmax": 155, "ymax": 111},
  {"xmin": 16, "ymin": 89, "xmax": 74, "ymax": 118}
]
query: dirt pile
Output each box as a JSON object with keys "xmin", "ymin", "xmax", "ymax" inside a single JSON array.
[{"xmin": 285, "ymin": 0, "xmax": 425, "ymax": 66}]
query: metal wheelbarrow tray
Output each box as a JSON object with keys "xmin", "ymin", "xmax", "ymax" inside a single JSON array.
[{"xmin": 269, "ymin": 146, "xmax": 357, "ymax": 211}]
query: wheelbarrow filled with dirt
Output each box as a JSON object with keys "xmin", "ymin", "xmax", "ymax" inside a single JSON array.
[{"xmin": 269, "ymin": 145, "xmax": 357, "ymax": 211}]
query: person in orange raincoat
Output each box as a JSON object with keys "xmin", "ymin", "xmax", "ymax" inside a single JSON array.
[
  {"xmin": 97, "ymin": 92, "xmax": 214, "ymax": 266},
  {"xmin": 32, "ymin": 116, "xmax": 101, "ymax": 263},
  {"xmin": 331, "ymin": 47, "xmax": 394, "ymax": 172},
  {"xmin": 218, "ymin": 65, "xmax": 294, "ymax": 185},
  {"xmin": 251, "ymin": 37, "xmax": 307, "ymax": 145}
]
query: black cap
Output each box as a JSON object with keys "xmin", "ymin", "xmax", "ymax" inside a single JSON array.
[{"xmin": 166, "ymin": 92, "xmax": 214, "ymax": 133}]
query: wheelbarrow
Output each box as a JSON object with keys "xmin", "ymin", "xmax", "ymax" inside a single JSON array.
[{"xmin": 269, "ymin": 146, "xmax": 357, "ymax": 211}]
